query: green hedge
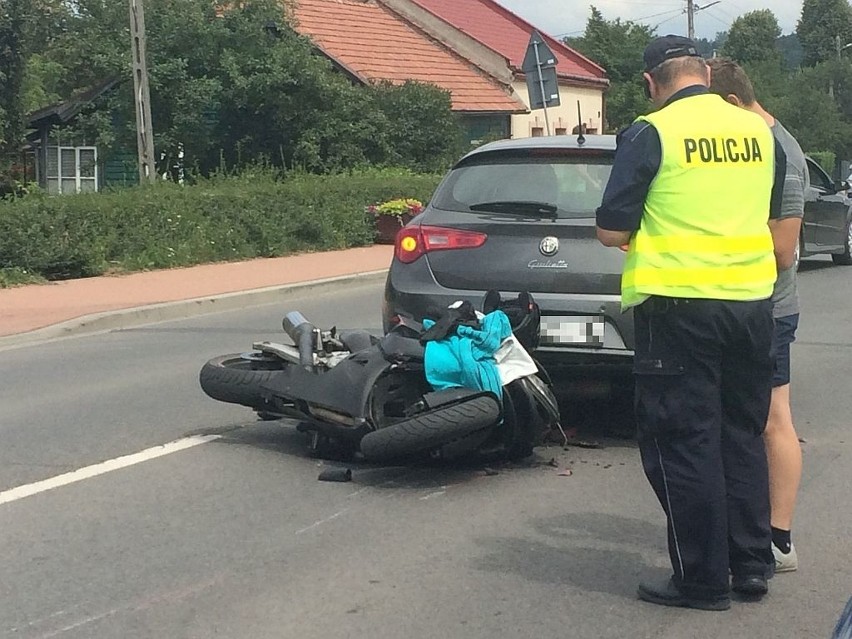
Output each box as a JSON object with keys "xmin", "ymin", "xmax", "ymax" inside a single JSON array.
[
  {"xmin": 808, "ymin": 151, "xmax": 836, "ymax": 177},
  {"xmin": 0, "ymin": 169, "xmax": 442, "ymax": 284}
]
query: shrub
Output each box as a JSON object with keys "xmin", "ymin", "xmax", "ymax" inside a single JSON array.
[
  {"xmin": 808, "ymin": 150, "xmax": 837, "ymax": 177},
  {"xmin": 0, "ymin": 169, "xmax": 442, "ymax": 284}
]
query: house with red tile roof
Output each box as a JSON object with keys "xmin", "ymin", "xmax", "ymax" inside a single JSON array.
[
  {"xmin": 289, "ymin": 0, "xmax": 609, "ymax": 142},
  {"xmin": 284, "ymin": 0, "xmax": 609, "ymax": 140},
  {"xmin": 389, "ymin": 0, "xmax": 609, "ymax": 137},
  {"xmin": 290, "ymin": 0, "xmax": 527, "ymax": 143}
]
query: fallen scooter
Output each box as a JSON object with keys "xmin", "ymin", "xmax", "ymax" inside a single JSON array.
[{"xmin": 199, "ymin": 292, "xmax": 560, "ymax": 463}]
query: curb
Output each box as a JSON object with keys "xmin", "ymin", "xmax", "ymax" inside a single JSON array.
[{"xmin": 0, "ymin": 270, "xmax": 388, "ymax": 351}]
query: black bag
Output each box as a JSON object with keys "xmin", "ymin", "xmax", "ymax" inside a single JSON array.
[{"xmin": 482, "ymin": 290, "xmax": 541, "ymax": 352}]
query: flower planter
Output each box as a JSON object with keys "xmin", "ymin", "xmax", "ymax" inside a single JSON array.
[
  {"xmin": 367, "ymin": 199, "xmax": 423, "ymax": 244},
  {"xmin": 374, "ymin": 212, "xmax": 413, "ymax": 244}
]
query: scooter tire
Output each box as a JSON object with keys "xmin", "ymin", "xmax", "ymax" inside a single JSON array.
[
  {"xmin": 360, "ymin": 394, "xmax": 500, "ymax": 462},
  {"xmin": 199, "ymin": 353, "xmax": 286, "ymax": 408}
]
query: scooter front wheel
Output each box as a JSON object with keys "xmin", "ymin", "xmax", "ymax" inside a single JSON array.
[
  {"xmin": 199, "ymin": 353, "xmax": 287, "ymax": 409},
  {"xmin": 360, "ymin": 394, "xmax": 500, "ymax": 462}
]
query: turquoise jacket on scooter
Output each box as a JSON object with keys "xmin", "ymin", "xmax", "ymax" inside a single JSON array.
[{"xmin": 421, "ymin": 310, "xmax": 512, "ymax": 399}]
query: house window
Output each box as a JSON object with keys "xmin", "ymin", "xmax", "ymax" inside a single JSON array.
[
  {"xmin": 46, "ymin": 146, "xmax": 98, "ymax": 194},
  {"xmin": 555, "ymin": 128, "xmax": 567, "ymax": 135},
  {"xmin": 531, "ymin": 127, "xmax": 544, "ymax": 137}
]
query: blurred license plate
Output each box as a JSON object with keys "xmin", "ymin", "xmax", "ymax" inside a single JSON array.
[{"xmin": 540, "ymin": 316, "xmax": 605, "ymax": 346}]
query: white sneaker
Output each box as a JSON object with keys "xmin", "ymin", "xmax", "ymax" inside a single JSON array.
[{"xmin": 773, "ymin": 542, "xmax": 798, "ymax": 573}]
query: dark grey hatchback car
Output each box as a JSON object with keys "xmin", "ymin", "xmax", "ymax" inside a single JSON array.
[
  {"xmin": 382, "ymin": 136, "xmax": 852, "ymax": 371},
  {"xmin": 382, "ymin": 134, "xmax": 632, "ymax": 371},
  {"xmin": 383, "ymin": 135, "xmax": 852, "ymax": 368}
]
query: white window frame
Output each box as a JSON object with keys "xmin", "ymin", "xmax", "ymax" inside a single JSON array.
[{"xmin": 46, "ymin": 146, "xmax": 98, "ymax": 194}]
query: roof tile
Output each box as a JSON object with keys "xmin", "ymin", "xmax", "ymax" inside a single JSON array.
[
  {"xmin": 407, "ymin": 0, "xmax": 607, "ymax": 82},
  {"xmin": 292, "ymin": 0, "xmax": 525, "ymax": 112}
]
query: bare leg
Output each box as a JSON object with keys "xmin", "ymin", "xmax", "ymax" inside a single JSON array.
[{"xmin": 764, "ymin": 383, "xmax": 802, "ymax": 529}]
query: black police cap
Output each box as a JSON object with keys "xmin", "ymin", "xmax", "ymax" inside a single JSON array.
[{"xmin": 643, "ymin": 34, "xmax": 703, "ymax": 72}]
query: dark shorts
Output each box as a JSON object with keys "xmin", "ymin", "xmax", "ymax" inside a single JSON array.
[{"xmin": 771, "ymin": 314, "xmax": 799, "ymax": 388}]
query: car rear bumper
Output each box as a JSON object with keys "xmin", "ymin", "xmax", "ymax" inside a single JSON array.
[{"xmin": 383, "ymin": 261, "xmax": 635, "ymax": 369}]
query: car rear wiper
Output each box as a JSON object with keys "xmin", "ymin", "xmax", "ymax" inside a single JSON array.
[{"xmin": 468, "ymin": 200, "xmax": 558, "ymax": 217}]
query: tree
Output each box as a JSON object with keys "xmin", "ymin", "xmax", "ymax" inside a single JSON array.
[
  {"xmin": 565, "ymin": 7, "xmax": 655, "ymax": 131},
  {"xmin": 25, "ymin": 0, "xmax": 464, "ymax": 175},
  {"xmin": 778, "ymin": 34, "xmax": 804, "ymax": 69},
  {"xmin": 797, "ymin": 0, "xmax": 852, "ymax": 66},
  {"xmin": 0, "ymin": 0, "xmax": 31, "ymax": 155},
  {"xmin": 723, "ymin": 10, "xmax": 782, "ymax": 64},
  {"xmin": 694, "ymin": 31, "xmax": 728, "ymax": 57},
  {"xmin": 370, "ymin": 81, "xmax": 466, "ymax": 173},
  {"xmin": 775, "ymin": 64, "xmax": 852, "ymax": 157}
]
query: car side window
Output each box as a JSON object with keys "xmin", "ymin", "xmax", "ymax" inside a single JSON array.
[{"xmin": 806, "ymin": 158, "xmax": 833, "ymax": 194}]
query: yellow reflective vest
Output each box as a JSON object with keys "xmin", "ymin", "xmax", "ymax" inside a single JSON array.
[{"xmin": 621, "ymin": 93, "xmax": 777, "ymax": 310}]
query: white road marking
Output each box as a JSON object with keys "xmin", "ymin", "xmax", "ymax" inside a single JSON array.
[
  {"xmin": 419, "ymin": 488, "xmax": 447, "ymax": 501},
  {"xmin": 420, "ymin": 490, "xmax": 447, "ymax": 501},
  {"xmin": 0, "ymin": 435, "xmax": 221, "ymax": 507},
  {"xmin": 295, "ymin": 508, "xmax": 350, "ymax": 535}
]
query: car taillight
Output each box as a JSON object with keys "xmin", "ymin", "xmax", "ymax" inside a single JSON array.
[{"xmin": 395, "ymin": 225, "xmax": 488, "ymax": 264}]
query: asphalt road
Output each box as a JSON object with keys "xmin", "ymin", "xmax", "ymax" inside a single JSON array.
[{"xmin": 0, "ymin": 263, "xmax": 849, "ymax": 639}]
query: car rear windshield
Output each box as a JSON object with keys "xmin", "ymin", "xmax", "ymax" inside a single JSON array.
[{"xmin": 430, "ymin": 151, "xmax": 613, "ymax": 219}]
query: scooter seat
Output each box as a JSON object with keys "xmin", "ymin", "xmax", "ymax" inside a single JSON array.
[
  {"xmin": 379, "ymin": 332, "xmax": 425, "ymax": 363},
  {"xmin": 338, "ymin": 329, "xmax": 377, "ymax": 353}
]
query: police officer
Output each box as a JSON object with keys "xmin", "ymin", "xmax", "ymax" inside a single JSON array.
[{"xmin": 595, "ymin": 35, "xmax": 787, "ymax": 610}]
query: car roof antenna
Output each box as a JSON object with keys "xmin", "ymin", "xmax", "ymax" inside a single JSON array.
[{"xmin": 576, "ymin": 101, "xmax": 586, "ymax": 146}]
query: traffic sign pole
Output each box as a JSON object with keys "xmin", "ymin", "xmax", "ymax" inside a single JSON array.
[{"xmin": 532, "ymin": 39, "xmax": 551, "ymax": 136}]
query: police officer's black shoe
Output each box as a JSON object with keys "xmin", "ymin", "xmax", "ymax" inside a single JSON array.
[
  {"xmin": 731, "ymin": 574, "xmax": 768, "ymax": 599},
  {"xmin": 638, "ymin": 577, "xmax": 731, "ymax": 611}
]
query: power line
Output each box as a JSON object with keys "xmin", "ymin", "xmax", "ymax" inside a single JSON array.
[
  {"xmin": 711, "ymin": 5, "xmax": 738, "ymax": 20},
  {"xmin": 554, "ymin": 6, "xmax": 685, "ymax": 38},
  {"xmin": 653, "ymin": 13, "xmax": 686, "ymax": 30},
  {"xmin": 638, "ymin": 7, "xmax": 691, "ymax": 22},
  {"xmin": 701, "ymin": 9, "xmax": 731, "ymax": 29},
  {"xmin": 586, "ymin": 0, "xmax": 682, "ymax": 5}
]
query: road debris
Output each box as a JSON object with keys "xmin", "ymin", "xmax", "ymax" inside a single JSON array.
[
  {"xmin": 565, "ymin": 439, "xmax": 603, "ymax": 450},
  {"xmin": 318, "ymin": 467, "xmax": 353, "ymax": 482},
  {"xmin": 557, "ymin": 468, "xmax": 573, "ymax": 477}
]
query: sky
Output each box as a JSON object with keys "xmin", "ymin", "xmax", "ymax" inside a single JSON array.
[{"xmin": 493, "ymin": 0, "xmax": 803, "ymax": 41}]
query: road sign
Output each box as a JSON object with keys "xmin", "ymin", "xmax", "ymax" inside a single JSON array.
[
  {"xmin": 525, "ymin": 66, "xmax": 560, "ymax": 110},
  {"xmin": 522, "ymin": 31, "xmax": 560, "ymax": 129}
]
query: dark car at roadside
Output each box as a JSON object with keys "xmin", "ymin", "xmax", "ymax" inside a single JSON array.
[
  {"xmin": 801, "ymin": 157, "xmax": 852, "ymax": 266},
  {"xmin": 382, "ymin": 136, "xmax": 852, "ymax": 375},
  {"xmin": 382, "ymin": 135, "xmax": 631, "ymax": 373}
]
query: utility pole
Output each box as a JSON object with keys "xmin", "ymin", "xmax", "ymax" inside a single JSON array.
[
  {"xmin": 687, "ymin": 0, "xmax": 695, "ymax": 40},
  {"xmin": 129, "ymin": 0, "xmax": 155, "ymax": 183},
  {"xmin": 685, "ymin": 2, "xmax": 720, "ymax": 40}
]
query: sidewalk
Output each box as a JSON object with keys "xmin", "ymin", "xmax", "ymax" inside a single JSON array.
[{"xmin": 0, "ymin": 245, "xmax": 394, "ymax": 343}]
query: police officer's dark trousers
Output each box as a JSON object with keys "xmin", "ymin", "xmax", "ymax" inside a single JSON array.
[{"xmin": 633, "ymin": 296, "xmax": 774, "ymax": 599}]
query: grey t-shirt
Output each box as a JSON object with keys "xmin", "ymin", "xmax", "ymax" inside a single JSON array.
[{"xmin": 771, "ymin": 120, "xmax": 807, "ymax": 318}]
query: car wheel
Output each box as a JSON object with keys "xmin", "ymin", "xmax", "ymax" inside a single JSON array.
[{"xmin": 831, "ymin": 217, "xmax": 852, "ymax": 265}]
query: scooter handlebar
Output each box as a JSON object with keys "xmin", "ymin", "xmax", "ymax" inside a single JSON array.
[{"xmin": 282, "ymin": 311, "xmax": 316, "ymax": 369}]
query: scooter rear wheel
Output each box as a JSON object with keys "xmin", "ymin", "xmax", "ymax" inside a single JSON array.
[{"xmin": 360, "ymin": 394, "xmax": 500, "ymax": 462}]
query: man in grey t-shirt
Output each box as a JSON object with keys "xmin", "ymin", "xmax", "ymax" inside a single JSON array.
[{"xmin": 709, "ymin": 58, "xmax": 804, "ymax": 574}]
